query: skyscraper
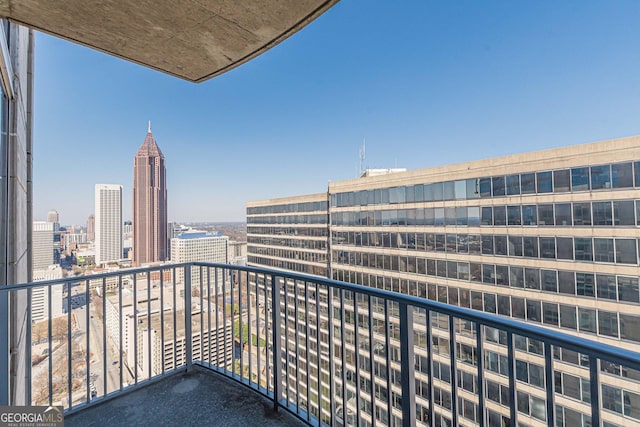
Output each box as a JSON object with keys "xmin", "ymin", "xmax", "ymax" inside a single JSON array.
[
  {"xmin": 46, "ymin": 209, "xmax": 59, "ymax": 224},
  {"xmin": 32, "ymin": 221, "xmax": 54, "ymax": 270},
  {"xmin": 133, "ymin": 122, "xmax": 167, "ymax": 265},
  {"xmin": 87, "ymin": 214, "xmax": 95, "ymax": 242},
  {"xmin": 95, "ymin": 184, "xmax": 123, "ymax": 265}
]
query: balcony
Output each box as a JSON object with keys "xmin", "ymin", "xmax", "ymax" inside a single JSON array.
[{"xmin": 3, "ymin": 262, "xmax": 640, "ymax": 426}]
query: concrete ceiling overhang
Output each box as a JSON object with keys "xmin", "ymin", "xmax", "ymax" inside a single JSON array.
[{"xmin": 0, "ymin": 0, "xmax": 338, "ymax": 83}]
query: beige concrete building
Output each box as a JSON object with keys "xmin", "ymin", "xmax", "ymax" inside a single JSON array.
[
  {"xmin": 248, "ymin": 136, "xmax": 640, "ymax": 427},
  {"xmin": 133, "ymin": 123, "xmax": 168, "ymax": 265}
]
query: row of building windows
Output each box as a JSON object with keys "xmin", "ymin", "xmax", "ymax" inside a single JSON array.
[
  {"xmin": 247, "ymin": 214, "xmax": 327, "ymax": 225},
  {"xmin": 247, "ymin": 255, "xmax": 326, "ymax": 277},
  {"xmin": 246, "ymin": 226, "xmax": 328, "ymax": 238},
  {"xmin": 333, "ymin": 269, "xmax": 640, "ymax": 343},
  {"xmin": 330, "ymin": 199, "xmax": 640, "ymax": 227},
  {"xmin": 334, "ymin": 233, "xmax": 640, "ymax": 265},
  {"xmin": 247, "ymin": 236, "xmax": 327, "ymax": 251},
  {"xmin": 247, "ymin": 201, "xmax": 328, "ymax": 215},
  {"xmin": 248, "ymin": 246, "xmax": 327, "ymax": 263},
  {"xmin": 333, "ymin": 255, "xmax": 640, "ymax": 303},
  {"xmin": 331, "ymin": 161, "xmax": 640, "ymax": 208}
]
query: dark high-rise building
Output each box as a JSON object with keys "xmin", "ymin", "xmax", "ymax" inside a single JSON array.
[{"xmin": 133, "ymin": 122, "xmax": 167, "ymax": 265}]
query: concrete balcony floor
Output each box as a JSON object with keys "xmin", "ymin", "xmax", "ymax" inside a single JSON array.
[{"xmin": 65, "ymin": 366, "xmax": 306, "ymax": 426}]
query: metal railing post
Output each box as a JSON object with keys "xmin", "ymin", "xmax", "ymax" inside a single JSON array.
[
  {"xmin": 185, "ymin": 264, "xmax": 193, "ymax": 371},
  {"xmin": 399, "ymin": 302, "xmax": 416, "ymax": 427},
  {"xmin": 271, "ymin": 274, "xmax": 282, "ymax": 412}
]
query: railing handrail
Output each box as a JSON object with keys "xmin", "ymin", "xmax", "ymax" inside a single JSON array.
[{"xmin": 3, "ymin": 260, "xmax": 640, "ymax": 371}]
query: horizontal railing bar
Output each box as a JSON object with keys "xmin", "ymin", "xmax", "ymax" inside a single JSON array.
[{"xmin": 4, "ymin": 261, "xmax": 640, "ymax": 374}]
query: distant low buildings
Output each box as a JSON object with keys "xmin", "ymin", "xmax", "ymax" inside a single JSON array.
[{"xmin": 31, "ymin": 265, "xmax": 64, "ymax": 322}]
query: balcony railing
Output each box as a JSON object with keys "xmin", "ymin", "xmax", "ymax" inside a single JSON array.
[{"xmin": 2, "ymin": 262, "xmax": 640, "ymax": 426}]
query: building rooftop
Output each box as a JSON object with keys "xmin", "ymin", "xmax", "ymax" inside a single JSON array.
[{"xmin": 64, "ymin": 367, "xmax": 306, "ymax": 426}]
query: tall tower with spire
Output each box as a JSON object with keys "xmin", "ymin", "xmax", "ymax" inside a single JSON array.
[{"xmin": 132, "ymin": 121, "xmax": 167, "ymax": 265}]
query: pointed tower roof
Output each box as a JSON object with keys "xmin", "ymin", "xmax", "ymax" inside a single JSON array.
[{"xmin": 136, "ymin": 121, "xmax": 164, "ymax": 158}]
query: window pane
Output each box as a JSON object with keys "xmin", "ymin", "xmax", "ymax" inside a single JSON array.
[
  {"xmin": 571, "ymin": 167, "xmax": 590, "ymax": 191},
  {"xmin": 495, "ymin": 265, "xmax": 509, "ymax": 286},
  {"xmin": 542, "ymin": 270, "xmax": 557, "ymax": 292},
  {"xmin": 522, "ymin": 205, "xmax": 537, "ymax": 225},
  {"xmin": 521, "ymin": 173, "xmax": 535, "ymax": 194},
  {"xmin": 492, "ymin": 176, "xmax": 506, "ymax": 196},
  {"xmin": 493, "ymin": 206, "xmax": 506, "ymax": 225},
  {"xmin": 578, "ymin": 308, "xmax": 596, "ymax": 333},
  {"xmin": 505, "ymin": 236, "xmax": 522, "ymax": 257},
  {"xmin": 594, "ymin": 238, "xmax": 615, "ymax": 263},
  {"xmin": 636, "ymin": 161, "xmax": 640, "ymax": 187},
  {"xmin": 540, "ymin": 237, "xmax": 555, "ymax": 259},
  {"xmin": 454, "ymin": 180, "xmax": 466, "ymax": 200},
  {"xmin": 558, "ymin": 271, "xmax": 575, "ymax": 295},
  {"xmin": 467, "ymin": 206, "xmax": 480, "ymax": 226},
  {"xmin": 525, "ymin": 268, "xmax": 540, "ymax": 290},
  {"xmin": 536, "ymin": 171, "xmax": 552, "ymax": 193},
  {"xmin": 512, "ymin": 297, "xmax": 525, "ymax": 319},
  {"xmin": 507, "ymin": 206, "xmax": 521, "ymax": 225},
  {"xmin": 443, "ymin": 181, "xmax": 455, "ymax": 200},
  {"xmin": 598, "ymin": 310, "xmax": 619, "ymax": 338},
  {"xmin": 602, "ymin": 385, "xmax": 623, "ymax": 414},
  {"xmin": 591, "ymin": 164, "xmax": 612, "ymax": 190},
  {"xmin": 543, "ymin": 302, "xmax": 559, "ymax": 325},
  {"xmin": 468, "ymin": 235, "xmax": 480, "ymax": 254},
  {"xmin": 483, "ymin": 264, "xmax": 495, "ymax": 284},
  {"xmin": 481, "ymin": 207, "xmax": 492, "ymax": 225},
  {"xmin": 479, "ymin": 178, "xmax": 491, "ymax": 197},
  {"xmin": 596, "ymin": 275, "xmax": 617, "ymax": 301},
  {"xmin": 554, "ymin": 169, "xmax": 570, "ymax": 192},
  {"xmin": 523, "ymin": 236, "xmax": 538, "ymax": 258},
  {"xmin": 593, "ymin": 201, "xmax": 613, "ymax": 225},
  {"xmin": 573, "ymin": 202, "xmax": 591, "ymax": 226},
  {"xmin": 612, "ymin": 162, "xmax": 633, "ymax": 188},
  {"xmin": 494, "ymin": 235, "xmax": 508, "ymax": 256},
  {"xmin": 618, "ymin": 276, "xmax": 639, "ymax": 303},
  {"xmin": 560, "ymin": 305, "xmax": 577, "ymax": 329},
  {"xmin": 506, "ymin": 174, "xmax": 520, "ymax": 195},
  {"xmin": 615, "ymin": 238, "xmax": 637, "ymax": 264},
  {"xmin": 614, "ymin": 200, "xmax": 635, "ymax": 226},
  {"xmin": 620, "ymin": 314, "xmax": 640, "ymax": 342},
  {"xmin": 466, "ymin": 179, "xmax": 480, "ymax": 199},
  {"xmin": 538, "ymin": 204, "xmax": 554, "ymax": 226},
  {"xmin": 574, "ymin": 237, "xmax": 593, "ymax": 261},
  {"xmin": 555, "ymin": 203, "xmax": 572, "ymax": 226},
  {"xmin": 510, "ymin": 267, "xmax": 524, "ymax": 288},
  {"xmin": 624, "ymin": 390, "xmax": 640, "ymax": 420},
  {"xmin": 576, "ymin": 272, "xmax": 594, "ymax": 297},
  {"xmin": 432, "ymin": 182, "xmax": 443, "ymax": 201},
  {"xmin": 481, "ymin": 235, "xmax": 493, "ymax": 255},
  {"xmin": 557, "ymin": 237, "xmax": 574, "ymax": 260}
]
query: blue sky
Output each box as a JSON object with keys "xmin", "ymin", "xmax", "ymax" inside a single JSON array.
[{"xmin": 33, "ymin": 1, "xmax": 640, "ymax": 225}]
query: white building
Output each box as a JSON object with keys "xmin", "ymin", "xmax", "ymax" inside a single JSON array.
[
  {"xmin": 31, "ymin": 265, "xmax": 64, "ymax": 322},
  {"xmin": 95, "ymin": 184, "xmax": 123, "ymax": 265},
  {"xmin": 32, "ymin": 221, "xmax": 54, "ymax": 270},
  {"xmin": 171, "ymin": 231, "xmax": 229, "ymax": 292}
]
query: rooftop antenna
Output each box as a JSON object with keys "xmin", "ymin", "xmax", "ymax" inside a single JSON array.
[{"xmin": 359, "ymin": 139, "xmax": 366, "ymax": 176}]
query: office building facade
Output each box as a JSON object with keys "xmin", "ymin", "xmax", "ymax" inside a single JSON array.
[
  {"xmin": 248, "ymin": 135, "xmax": 640, "ymax": 427},
  {"xmin": 95, "ymin": 184, "xmax": 123, "ymax": 265},
  {"xmin": 32, "ymin": 221, "xmax": 54, "ymax": 270},
  {"xmin": 171, "ymin": 232, "xmax": 229, "ymax": 292},
  {"xmin": 133, "ymin": 123, "xmax": 167, "ymax": 265}
]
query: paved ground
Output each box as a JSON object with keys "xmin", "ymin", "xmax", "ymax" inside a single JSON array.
[{"xmin": 65, "ymin": 367, "xmax": 306, "ymax": 426}]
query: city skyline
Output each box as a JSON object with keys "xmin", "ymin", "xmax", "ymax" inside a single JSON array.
[{"xmin": 32, "ymin": 1, "xmax": 640, "ymax": 225}]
